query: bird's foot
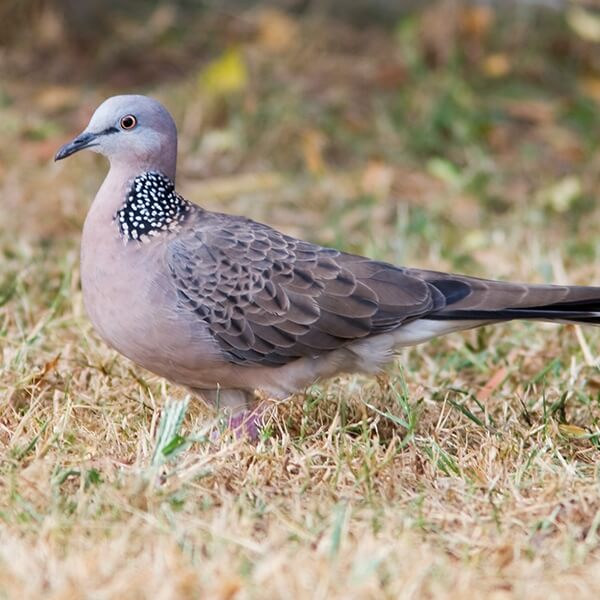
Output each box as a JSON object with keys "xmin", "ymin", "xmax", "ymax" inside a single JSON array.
[
  {"xmin": 193, "ymin": 388, "xmax": 267, "ymax": 442},
  {"xmin": 225, "ymin": 406, "xmax": 265, "ymax": 441}
]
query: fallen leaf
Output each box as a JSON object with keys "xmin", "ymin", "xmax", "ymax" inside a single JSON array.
[
  {"xmin": 256, "ymin": 8, "xmax": 298, "ymax": 52},
  {"xmin": 483, "ymin": 53, "xmax": 510, "ymax": 78},
  {"xmin": 460, "ymin": 5, "xmax": 494, "ymax": 40},
  {"xmin": 200, "ymin": 48, "xmax": 248, "ymax": 97},
  {"xmin": 477, "ymin": 367, "xmax": 508, "ymax": 402},
  {"xmin": 493, "ymin": 544, "xmax": 514, "ymax": 569},
  {"xmin": 580, "ymin": 76, "xmax": 600, "ymax": 104},
  {"xmin": 32, "ymin": 354, "xmax": 61, "ymax": 385},
  {"xmin": 558, "ymin": 423, "xmax": 589, "ymax": 439},
  {"xmin": 361, "ymin": 161, "xmax": 394, "ymax": 198},
  {"xmin": 218, "ymin": 578, "xmax": 242, "ymax": 600},
  {"xmin": 588, "ymin": 377, "xmax": 600, "ymax": 390}
]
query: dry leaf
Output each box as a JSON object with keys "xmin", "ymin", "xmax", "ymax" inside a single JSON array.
[
  {"xmin": 558, "ymin": 423, "xmax": 589, "ymax": 439},
  {"xmin": 200, "ymin": 48, "xmax": 248, "ymax": 97},
  {"xmin": 460, "ymin": 5, "xmax": 494, "ymax": 40},
  {"xmin": 31, "ymin": 354, "xmax": 61, "ymax": 386},
  {"xmin": 217, "ymin": 578, "xmax": 242, "ymax": 600},
  {"xmin": 483, "ymin": 53, "xmax": 510, "ymax": 78},
  {"xmin": 477, "ymin": 367, "xmax": 508, "ymax": 402},
  {"xmin": 493, "ymin": 544, "xmax": 514, "ymax": 569},
  {"xmin": 580, "ymin": 76, "xmax": 600, "ymax": 104},
  {"xmin": 361, "ymin": 161, "xmax": 394, "ymax": 198},
  {"xmin": 587, "ymin": 377, "xmax": 600, "ymax": 390},
  {"xmin": 256, "ymin": 8, "xmax": 298, "ymax": 52}
]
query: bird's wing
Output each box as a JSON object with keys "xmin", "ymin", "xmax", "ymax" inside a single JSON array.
[{"xmin": 165, "ymin": 212, "xmax": 451, "ymax": 366}]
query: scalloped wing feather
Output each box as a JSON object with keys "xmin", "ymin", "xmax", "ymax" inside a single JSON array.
[{"xmin": 166, "ymin": 212, "xmax": 437, "ymax": 365}]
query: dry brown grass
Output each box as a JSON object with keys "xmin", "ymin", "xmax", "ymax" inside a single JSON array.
[{"xmin": 2, "ymin": 4, "xmax": 600, "ymax": 598}]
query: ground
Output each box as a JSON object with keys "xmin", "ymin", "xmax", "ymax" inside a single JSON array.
[{"xmin": 1, "ymin": 3, "xmax": 600, "ymax": 598}]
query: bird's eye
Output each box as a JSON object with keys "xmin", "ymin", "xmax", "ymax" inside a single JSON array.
[{"xmin": 120, "ymin": 115, "xmax": 137, "ymax": 130}]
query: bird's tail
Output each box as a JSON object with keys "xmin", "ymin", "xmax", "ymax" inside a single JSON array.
[{"xmin": 413, "ymin": 269, "xmax": 600, "ymax": 326}]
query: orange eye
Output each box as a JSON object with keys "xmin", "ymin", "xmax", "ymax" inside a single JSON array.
[{"xmin": 120, "ymin": 115, "xmax": 137, "ymax": 130}]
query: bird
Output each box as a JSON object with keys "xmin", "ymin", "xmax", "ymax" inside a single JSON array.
[{"xmin": 55, "ymin": 94, "xmax": 600, "ymax": 434}]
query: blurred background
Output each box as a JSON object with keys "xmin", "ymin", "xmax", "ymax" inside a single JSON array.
[
  {"xmin": 3, "ymin": 4, "xmax": 600, "ymax": 595},
  {"xmin": 1, "ymin": 0, "xmax": 600, "ymax": 282}
]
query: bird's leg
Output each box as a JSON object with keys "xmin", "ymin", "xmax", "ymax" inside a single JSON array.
[{"xmin": 196, "ymin": 388, "xmax": 264, "ymax": 440}]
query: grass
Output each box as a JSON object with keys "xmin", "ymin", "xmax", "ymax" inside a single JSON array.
[{"xmin": 2, "ymin": 3, "xmax": 600, "ymax": 598}]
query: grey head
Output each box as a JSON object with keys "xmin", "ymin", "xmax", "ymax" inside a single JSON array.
[{"xmin": 55, "ymin": 95, "xmax": 178, "ymax": 180}]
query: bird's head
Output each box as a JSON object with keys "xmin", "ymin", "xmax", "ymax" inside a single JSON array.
[{"xmin": 55, "ymin": 95, "xmax": 178, "ymax": 179}]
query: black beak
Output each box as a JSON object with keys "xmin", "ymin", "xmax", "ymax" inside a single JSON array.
[{"xmin": 54, "ymin": 132, "xmax": 99, "ymax": 161}]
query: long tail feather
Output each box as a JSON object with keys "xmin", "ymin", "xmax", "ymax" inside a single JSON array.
[{"xmin": 411, "ymin": 269, "xmax": 600, "ymax": 326}]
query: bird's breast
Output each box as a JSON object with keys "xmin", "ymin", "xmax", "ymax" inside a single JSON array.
[
  {"xmin": 80, "ymin": 205, "xmax": 225, "ymax": 387},
  {"xmin": 80, "ymin": 219, "xmax": 164, "ymax": 357}
]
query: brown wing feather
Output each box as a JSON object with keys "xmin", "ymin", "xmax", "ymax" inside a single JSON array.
[
  {"xmin": 166, "ymin": 212, "xmax": 441, "ymax": 366},
  {"xmin": 167, "ymin": 211, "xmax": 600, "ymax": 367}
]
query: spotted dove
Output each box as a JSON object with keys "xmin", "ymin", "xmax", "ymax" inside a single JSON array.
[{"xmin": 55, "ymin": 95, "xmax": 600, "ymax": 429}]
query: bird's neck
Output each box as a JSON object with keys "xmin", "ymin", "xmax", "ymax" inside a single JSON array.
[
  {"xmin": 115, "ymin": 171, "xmax": 193, "ymax": 242},
  {"xmin": 86, "ymin": 164, "xmax": 192, "ymax": 244}
]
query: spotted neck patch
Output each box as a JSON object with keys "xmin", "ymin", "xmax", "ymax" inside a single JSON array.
[{"xmin": 116, "ymin": 171, "xmax": 193, "ymax": 242}]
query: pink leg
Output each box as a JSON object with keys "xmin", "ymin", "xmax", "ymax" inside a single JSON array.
[
  {"xmin": 226, "ymin": 405, "xmax": 265, "ymax": 440},
  {"xmin": 196, "ymin": 389, "xmax": 265, "ymax": 441}
]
